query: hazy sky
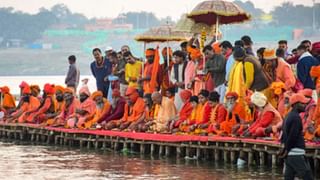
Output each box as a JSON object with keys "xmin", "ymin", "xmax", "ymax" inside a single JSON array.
[{"xmin": 0, "ymin": 0, "xmax": 314, "ymax": 20}]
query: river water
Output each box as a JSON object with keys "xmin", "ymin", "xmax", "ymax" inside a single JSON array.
[{"xmin": 0, "ymin": 141, "xmax": 284, "ymax": 180}]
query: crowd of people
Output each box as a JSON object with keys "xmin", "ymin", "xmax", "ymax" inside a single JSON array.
[{"xmin": 0, "ymin": 35, "xmax": 320, "ymax": 143}]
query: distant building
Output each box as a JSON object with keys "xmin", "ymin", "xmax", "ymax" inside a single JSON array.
[
  {"xmin": 85, "ymin": 18, "xmax": 133, "ymax": 31},
  {"xmin": 6, "ymin": 39, "xmax": 23, "ymax": 48}
]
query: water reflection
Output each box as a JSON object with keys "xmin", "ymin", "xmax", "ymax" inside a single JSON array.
[{"xmin": 0, "ymin": 142, "xmax": 283, "ymax": 180}]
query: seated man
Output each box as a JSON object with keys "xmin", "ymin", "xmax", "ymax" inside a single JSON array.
[
  {"xmin": 149, "ymin": 91, "xmax": 177, "ymax": 133},
  {"xmin": 135, "ymin": 94, "xmax": 155, "ymax": 132},
  {"xmin": 309, "ymin": 66, "xmax": 320, "ymax": 140},
  {"xmin": 169, "ymin": 90, "xmax": 193, "ymax": 133},
  {"xmin": 24, "ymin": 83, "xmax": 57, "ymax": 124},
  {"xmin": 0, "ymin": 86, "xmax": 16, "ymax": 115},
  {"xmin": 218, "ymin": 92, "xmax": 247, "ymax": 136},
  {"xmin": 5, "ymin": 85, "xmax": 40, "ymax": 123},
  {"xmin": 105, "ymin": 87, "xmax": 145, "ymax": 131},
  {"xmin": 83, "ymin": 91, "xmax": 111, "ymax": 129},
  {"xmin": 98, "ymin": 89, "xmax": 126, "ymax": 127},
  {"xmin": 66, "ymin": 86, "xmax": 96, "ymax": 128},
  {"xmin": 44, "ymin": 85, "xmax": 65, "ymax": 126},
  {"xmin": 50, "ymin": 88, "xmax": 80, "ymax": 127},
  {"xmin": 178, "ymin": 96, "xmax": 200, "ymax": 133},
  {"xmin": 196, "ymin": 91, "xmax": 227, "ymax": 135},
  {"xmin": 242, "ymin": 92, "xmax": 282, "ymax": 138}
]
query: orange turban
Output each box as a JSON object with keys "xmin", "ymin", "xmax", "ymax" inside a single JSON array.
[
  {"xmin": 161, "ymin": 47, "xmax": 173, "ymax": 57},
  {"xmin": 187, "ymin": 46, "xmax": 202, "ymax": 60},
  {"xmin": 19, "ymin": 81, "xmax": 28, "ymax": 88},
  {"xmin": 299, "ymin": 88, "xmax": 313, "ymax": 98},
  {"xmin": 91, "ymin": 91, "xmax": 103, "ymax": 100},
  {"xmin": 225, "ymin": 92, "xmax": 239, "ymax": 100},
  {"xmin": 270, "ymin": 82, "xmax": 285, "ymax": 95},
  {"xmin": 23, "ymin": 85, "xmax": 31, "ymax": 94},
  {"xmin": 310, "ymin": 65, "xmax": 320, "ymax": 78},
  {"xmin": 79, "ymin": 86, "xmax": 90, "ymax": 96},
  {"xmin": 179, "ymin": 90, "xmax": 192, "ymax": 102},
  {"xmin": 64, "ymin": 87, "xmax": 74, "ymax": 95},
  {"xmin": 44, "ymin": 83, "xmax": 55, "ymax": 95},
  {"xmin": 1, "ymin": 86, "xmax": 10, "ymax": 94},
  {"xmin": 112, "ymin": 89, "xmax": 121, "ymax": 98},
  {"xmin": 145, "ymin": 49, "xmax": 155, "ymax": 57},
  {"xmin": 212, "ymin": 42, "xmax": 221, "ymax": 54},
  {"xmin": 125, "ymin": 87, "xmax": 138, "ymax": 96},
  {"xmin": 54, "ymin": 85, "xmax": 65, "ymax": 93}
]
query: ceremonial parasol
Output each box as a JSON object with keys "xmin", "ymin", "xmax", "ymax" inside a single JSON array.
[
  {"xmin": 187, "ymin": 0, "xmax": 251, "ymax": 40},
  {"xmin": 174, "ymin": 15, "xmax": 222, "ymax": 39}
]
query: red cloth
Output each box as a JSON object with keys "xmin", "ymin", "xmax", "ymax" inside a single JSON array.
[{"xmin": 248, "ymin": 111, "xmax": 274, "ymax": 135}]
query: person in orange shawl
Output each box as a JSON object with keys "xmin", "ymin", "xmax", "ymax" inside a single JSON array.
[
  {"xmin": 50, "ymin": 88, "xmax": 80, "ymax": 127},
  {"xmin": 196, "ymin": 91, "xmax": 227, "ymax": 135},
  {"xmin": 44, "ymin": 85, "xmax": 65, "ymax": 126},
  {"xmin": 269, "ymin": 82, "xmax": 286, "ymax": 109},
  {"xmin": 178, "ymin": 96, "xmax": 199, "ymax": 133},
  {"xmin": 83, "ymin": 91, "xmax": 111, "ymax": 129},
  {"xmin": 150, "ymin": 91, "xmax": 177, "ymax": 133},
  {"xmin": 310, "ymin": 65, "xmax": 320, "ymax": 140},
  {"xmin": 105, "ymin": 87, "xmax": 145, "ymax": 131},
  {"xmin": 66, "ymin": 85, "xmax": 96, "ymax": 128},
  {"xmin": 179, "ymin": 90, "xmax": 210, "ymax": 133},
  {"xmin": 0, "ymin": 86, "xmax": 16, "ymax": 114},
  {"xmin": 160, "ymin": 47, "xmax": 173, "ymax": 95},
  {"xmin": 218, "ymin": 92, "xmax": 247, "ymax": 136},
  {"xmin": 169, "ymin": 90, "xmax": 193, "ymax": 133},
  {"xmin": 23, "ymin": 83, "xmax": 57, "ymax": 124},
  {"xmin": 132, "ymin": 94, "xmax": 154, "ymax": 132},
  {"xmin": 139, "ymin": 48, "xmax": 161, "ymax": 94},
  {"xmin": 242, "ymin": 92, "xmax": 282, "ymax": 138},
  {"xmin": 5, "ymin": 85, "xmax": 40, "ymax": 123}
]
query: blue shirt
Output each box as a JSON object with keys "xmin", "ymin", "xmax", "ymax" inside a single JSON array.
[{"xmin": 90, "ymin": 58, "xmax": 112, "ymax": 85}]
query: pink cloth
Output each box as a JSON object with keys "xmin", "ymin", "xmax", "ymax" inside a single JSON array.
[
  {"xmin": 276, "ymin": 59, "xmax": 296, "ymax": 90},
  {"xmin": 184, "ymin": 60, "xmax": 196, "ymax": 90},
  {"xmin": 79, "ymin": 85, "xmax": 91, "ymax": 96}
]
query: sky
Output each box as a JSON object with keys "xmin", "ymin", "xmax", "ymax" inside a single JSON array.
[{"xmin": 0, "ymin": 0, "xmax": 314, "ymax": 20}]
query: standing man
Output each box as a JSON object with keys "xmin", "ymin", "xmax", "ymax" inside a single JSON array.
[
  {"xmin": 278, "ymin": 40, "xmax": 291, "ymax": 59},
  {"xmin": 90, "ymin": 48, "xmax": 112, "ymax": 98},
  {"xmin": 280, "ymin": 93, "xmax": 313, "ymax": 180},
  {"xmin": 203, "ymin": 45, "xmax": 226, "ymax": 103},
  {"xmin": 65, "ymin": 55, "xmax": 80, "ymax": 92},
  {"xmin": 241, "ymin": 35, "xmax": 254, "ymax": 56},
  {"xmin": 124, "ymin": 51, "xmax": 143, "ymax": 89}
]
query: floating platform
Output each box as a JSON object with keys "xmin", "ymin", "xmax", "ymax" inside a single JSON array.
[{"xmin": 0, "ymin": 123, "xmax": 319, "ymax": 172}]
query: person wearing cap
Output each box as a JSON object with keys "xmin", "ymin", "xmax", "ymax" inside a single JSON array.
[
  {"xmin": 178, "ymin": 95, "xmax": 200, "ymax": 133},
  {"xmin": 105, "ymin": 87, "xmax": 145, "ymax": 131},
  {"xmin": 297, "ymin": 44, "xmax": 319, "ymax": 89},
  {"xmin": 123, "ymin": 51, "xmax": 143, "ymax": 89},
  {"xmin": 169, "ymin": 90, "xmax": 193, "ymax": 133},
  {"xmin": 203, "ymin": 45, "xmax": 226, "ymax": 103},
  {"xmin": 66, "ymin": 85, "xmax": 96, "ymax": 128},
  {"xmin": 311, "ymin": 42, "xmax": 320, "ymax": 63},
  {"xmin": 43, "ymin": 85, "xmax": 66, "ymax": 126},
  {"xmin": 0, "ymin": 86, "xmax": 16, "ymax": 114},
  {"xmin": 269, "ymin": 82, "xmax": 286, "ymax": 109},
  {"xmin": 90, "ymin": 48, "xmax": 113, "ymax": 98},
  {"xmin": 139, "ymin": 48, "xmax": 161, "ymax": 94},
  {"xmin": 50, "ymin": 88, "xmax": 80, "ymax": 127},
  {"xmin": 196, "ymin": 91, "xmax": 227, "ymax": 135},
  {"xmin": 280, "ymin": 93, "xmax": 313, "ymax": 180},
  {"xmin": 97, "ymin": 89, "xmax": 125, "ymax": 127},
  {"xmin": 6, "ymin": 85, "xmax": 40, "ymax": 123},
  {"xmin": 242, "ymin": 92, "xmax": 282, "ymax": 138},
  {"xmin": 149, "ymin": 91, "xmax": 177, "ymax": 133},
  {"xmin": 263, "ymin": 48, "xmax": 296, "ymax": 91},
  {"xmin": 82, "ymin": 91, "xmax": 111, "ymax": 129},
  {"xmin": 218, "ymin": 92, "xmax": 247, "ymax": 136}
]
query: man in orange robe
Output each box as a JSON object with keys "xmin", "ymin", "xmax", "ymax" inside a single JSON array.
[
  {"xmin": 83, "ymin": 91, "xmax": 111, "ymax": 129},
  {"xmin": 169, "ymin": 90, "xmax": 193, "ymax": 132},
  {"xmin": 24, "ymin": 83, "xmax": 57, "ymax": 124},
  {"xmin": 105, "ymin": 87, "xmax": 145, "ymax": 130},
  {"xmin": 0, "ymin": 86, "xmax": 16, "ymax": 114},
  {"xmin": 218, "ymin": 92, "xmax": 247, "ymax": 136},
  {"xmin": 66, "ymin": 85, "xmax": 96, "ymax": 128},
  {"xmin": 139, "ymin": 48, "xmax": 161, "ymax": 94},
  {"xmin": 5, "ymin": 86, "xmax": 40, "ymax": 123},
  {"xmin": 178, "ymin": 96, "xmax": 199, "ymax": 133},
  {"xmin": 149, "ymin": 92, "xmax": 177, "ymax": 133},
  {"xmin": 44, "ymin": 85, "xmax": 65, "ymax": 126},
  {"xmin": 50, "ymin": 88, "xmax": 80, "ymax": 127},
  {"xmin": 196, "ymin": 91, "xmax": 227, "ymax": 135}
]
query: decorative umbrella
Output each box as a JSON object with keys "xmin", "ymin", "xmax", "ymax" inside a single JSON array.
[
  {"xmin": 187, "ymin": 0, "xmax": 251, "ymax": 40},
  {"xmin": 174, "ymin": 15, "xmax": 222, "ymax": 39},
  {"xmin": 134, "ymin": 25, "xmax": 188, "ymax": 43}
]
